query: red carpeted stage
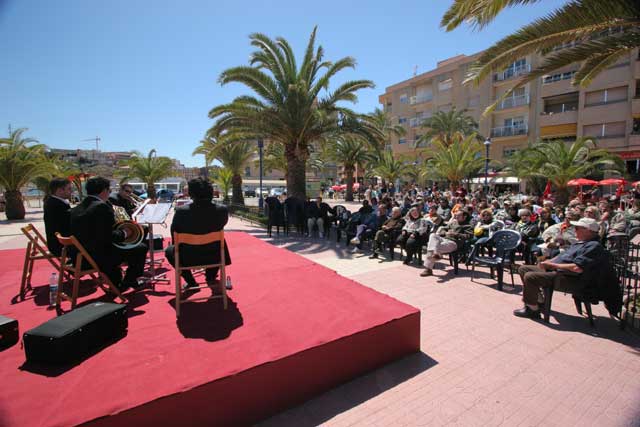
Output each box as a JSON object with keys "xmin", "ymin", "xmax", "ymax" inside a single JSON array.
[{"xmin": 0, "ymin": 232, "xmax": 420, "ymax": 426}]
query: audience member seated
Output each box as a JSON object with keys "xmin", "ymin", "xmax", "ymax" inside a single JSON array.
[
  {"xmin": 70, "ymin": 176, "xmax": 148, "ymax": 292},
  {"xmin": 306, "ymin": 196, "xmax": 331, "ymax": 238},
  {"xmin": 165, "ymin": 177, "xmax": 232, "ymax": 291},
  {"xmin": 350, "ymin": 205, "xmax": 387, "ymax": 249},
  {"xmin": 515, "ymin": 208, "xmax": 540, "ymax": 264},
  {"xmin": 44, "ymin": 177, "xmax": 72, "ymax": 257},
  {"xmin": 533, "ymin": 210, "xmax": 580, "ymax": 261},
  {"xmin": 397, "ymin": 207, "xmax": 429, "ymax": 265},
  {"xmin": 437, "ymin": 198, "xmax": 452, "ymax": 222},
  {"xmin": 369, "ymin": 207, "xmax": 405, "ymax": 259},
  {"xmin": 421, "ymin": 210, "xmax": 473, "ymax": 277},
  {"xmin": 514, "ymin": 218, "xmax": 604, "ymax": 319}
]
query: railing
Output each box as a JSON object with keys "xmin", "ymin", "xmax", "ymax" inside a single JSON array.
[
  {"xmin": 493, "ymin": 63, "xmax": 531, "ymax": 81},
  {"xmin": 495, "ymin": 94, "xmax": 530, "ymax": 110},
  {"xmin": 410, "ymin": 94, "xmax": 433, "ymax": 105},
  {"xmin": 541, "ymin": 102, "xmax": 579, "ymax": 114},
  {"xmin": 490, "ymin": 124, "xmax": 528, "ymax": 138}
]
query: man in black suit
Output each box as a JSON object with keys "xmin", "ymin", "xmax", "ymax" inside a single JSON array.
[
  {"xmin": 165, "ymin": 177, "xmax": 232, "ymax": 291},
  {"xmin": 109, "ymin": 183, "xmax": 137, "ymax": 217},
  {"xmin": 70, "ymin": 177, "xmax": 148, "ymax": 291},
  {"xmin": 43, "ymin": 178, "xmax": 72, "ymax": 257}
]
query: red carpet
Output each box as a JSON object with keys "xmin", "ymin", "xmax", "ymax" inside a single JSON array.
[{"xmin": 0, "ymin": 232, "xmax": 420, "ymax": 426}]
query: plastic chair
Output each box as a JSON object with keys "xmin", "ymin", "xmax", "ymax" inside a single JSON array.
[
  {"xmin": 173, "ymin": 230, "xmax": 228, "ymax": 317},
  {"xmin": 470, "ymin": 229, "xmax": 522, "ymax": 290},
  {"xmin": 55, "ymin": 233, "xmax": 126, "ymax": 310}
]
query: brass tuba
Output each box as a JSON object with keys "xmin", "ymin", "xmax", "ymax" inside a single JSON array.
[{"xmin": 113, "ymin": 205, "xmax": 145, "ymax": 250}]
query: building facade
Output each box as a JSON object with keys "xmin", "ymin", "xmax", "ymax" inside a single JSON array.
[{"xmin": 379, "ymin": 47, "xmax": 640, "ymax": 176}]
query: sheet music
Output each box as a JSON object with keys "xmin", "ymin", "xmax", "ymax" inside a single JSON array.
[{"xmin": 134, "ymin": 202, "xmax": 172, "ymax": 224}]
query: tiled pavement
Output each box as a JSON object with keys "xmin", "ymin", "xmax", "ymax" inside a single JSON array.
[{"xmin": 2, "ymin": 207, "xmax": 639, "ymax": 426}]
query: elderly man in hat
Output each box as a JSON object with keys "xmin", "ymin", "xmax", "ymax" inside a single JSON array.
[{"xmin": 514, "ymin": 217, "xmax": 605, "ymax": 319}]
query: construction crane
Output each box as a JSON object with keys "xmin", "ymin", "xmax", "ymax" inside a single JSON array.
[{"xmin": 81, "ymin": 136, "xmax": 101, "ymax": 151}]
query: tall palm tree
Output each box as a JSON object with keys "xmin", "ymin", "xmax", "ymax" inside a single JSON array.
[
  {"xmin": 442, "ymin": 0, "xmax": 640, "ymax": 113},
  {"xmin": 326, "ymin": 137, "xmax": 373, "ymax": 201},
  {"xmin": 426, "ymin": 135, "xmax": 487, "ymax": 190},
  {"xmin": 508, "ymin": 138, "xmax": 623, "ymax": 205},
  {"xmin": 416, "ymin": 108, "xmax": 480, "ymax": 148},
  {"xmin": 372, "ymin": 151, "xmax": 409, "ymax": 186},
  {"xmin": 193, "ymin": 136, "xmax": 255, "ymax": 205},
  {"xmin": 367, "ymin": 107, "xmax": 406, "ymax": 154},
  {"xmin": 0, "ymin": 128, "xmax": 51, "ymax": 220},
  {"xmin": 215, "ymin": 168, "xmax": 234, "ymax": 204},
  {"xmin": 118, "ymin": 149, "xmax": 174, "ymax": 200},
  {"xmin": 208, "ymin": 27, "xmax": 375, "ymax": 200}
]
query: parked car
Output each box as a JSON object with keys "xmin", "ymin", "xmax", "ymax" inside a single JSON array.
[
  {"xmin": 156, "ymin": 189, "xmax": 174, "ymax": 202},
  {"xmin": 244, "ymin": 188, "xmax": 256, "ymax": 197},
  {"xmin": 269, "ymin": 187, "xmax": 285, "ymax": 197}
]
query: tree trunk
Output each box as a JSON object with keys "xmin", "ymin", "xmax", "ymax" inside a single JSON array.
[
  {"xmin": 4, "ymin": 190, "xmax": 25, "ymax": 220},
  {"xmin": 286, "ymin": 144, "xmax": 307, "ymax": 200},
  {"xmin": 147, "ymin": 183, "xmax": 156, "ymax": 200},
  {"xmin": 231, "ymin": 174, "xmax": 245, "ymax": 205},
  {"xmin": 345, "ymin": 167, "xmax": 355, "ymax": 202}
]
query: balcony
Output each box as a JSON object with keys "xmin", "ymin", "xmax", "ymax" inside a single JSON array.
[
  {"xmin": 490, "ymin": 124, "xmax": 528, "ymax": 138},
  {"xmin": 493, "ymin": 64, "xmax": 531, "ymax": 82},
  {"xmin": 410, "ymin": 94, "xmax": 433, "ymax": 105},
  {"xmin": 495, "ymin": 94, "xmax": 530, "ymax": 110},
  {"xmin": 539, "ymin": 108, "xmax": 579, "ymax": 128}
]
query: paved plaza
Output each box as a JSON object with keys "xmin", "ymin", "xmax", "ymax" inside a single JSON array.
[{"xmin": 2, "ymin": 205, "xmax": 639, "ymax": 426}]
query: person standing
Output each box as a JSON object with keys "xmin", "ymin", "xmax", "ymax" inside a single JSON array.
[{"xmin": 43, "ymin": 178, "xmax": 73, "ymax": 257}]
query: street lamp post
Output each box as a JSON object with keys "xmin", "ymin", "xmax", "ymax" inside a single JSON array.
[
  {"xmin": 484, "ymin": 138, "xmax": 491, "ymax": 197},
  {"xmin": 258, "ymin": 139, "xmax": 264, "ymax": 211}
]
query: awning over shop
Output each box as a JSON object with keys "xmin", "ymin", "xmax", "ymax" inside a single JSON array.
[
  {"xmin": 616, "ymin": 151, "xmax": 640, "ymax": 160},
  {"xmin": 539, "ymin": 123, "xmax": 577, "ymax": 138}
]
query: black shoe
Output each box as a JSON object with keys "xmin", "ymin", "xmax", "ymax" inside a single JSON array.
[
  {"xmin": 513, "ymin": 306, "xmax": 541, "ymax": 319},
  {"xmin": 369, "ymin": 252, "xmax": 379, "ymax": 259},
  {"xmin": 403, "ymin": 258, "xmax": 411, "ymax": 265}
]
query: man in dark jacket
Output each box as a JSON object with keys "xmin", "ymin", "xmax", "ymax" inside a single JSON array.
[
  {"xmin": 70, "ymin": 177, "xmax": 148, "ymax": 291},
  {"xmin": 109, "ymin": 183, "xmax": 138, "ymax": 217},
  {"xmin": 370, "ymin": 206, "xmax": 405, "ymax": 259},
  {"xmin": 306, "ymin": 196, "xmax": 331, "ymax": 238},
  {"xmin": 44, "ymin": 177, "xmax": 72, "ymax": 256},
  {"xmin": 165, "ymin": 177, "xmax": 232, "ymax": 291}
]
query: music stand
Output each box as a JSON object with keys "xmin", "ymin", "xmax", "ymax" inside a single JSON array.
[{"xmin": 134, "ymin": 201, "xmax": 172, "ymax": 286}]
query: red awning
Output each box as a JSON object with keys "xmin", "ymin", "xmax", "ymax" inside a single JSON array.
[{"xmin": 567, "ymin": 178, "xmax": 598, "ymax": 186}]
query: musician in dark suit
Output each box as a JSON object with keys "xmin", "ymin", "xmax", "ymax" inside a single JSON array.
[
  {"xmin": 165, "ymin": 177, "xmax": 232, "ymax": 291},
  {"xmin": 70, "ymin": 177, "xmax": 148, "ymax": 291},
  {"xmin": 43, "ymin": 178, "xmax": 72, "ymax": 257},
  {"xmin": 108, "ymin": 183, "xmax": 137, "ymax": 217}
]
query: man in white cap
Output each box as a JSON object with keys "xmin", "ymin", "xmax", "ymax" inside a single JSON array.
[{"xmin": 514, "ymin": 217, "xmax": 604, "ymax": 319}]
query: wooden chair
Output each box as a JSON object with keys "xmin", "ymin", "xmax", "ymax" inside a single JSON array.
[
  {"xmin": 55, "ymin": 233, "xmax": 126, "ymax": 310},
  {"xmin": 19, "ymin": 224, "xmax": 64, "ymax": 301},
  {"xmin": 173, "ymin": 230, "xmax": 228, "ymax": 317}
]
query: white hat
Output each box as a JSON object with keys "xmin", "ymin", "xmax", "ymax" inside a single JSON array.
[{"xmin": 570, "ymin": 217, "xmax": 599, "ymax": 232}]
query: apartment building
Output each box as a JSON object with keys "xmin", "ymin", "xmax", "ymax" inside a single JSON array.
[{"xmin": 379, "ymin": 47, "xmax": 640, "ymax": 176}]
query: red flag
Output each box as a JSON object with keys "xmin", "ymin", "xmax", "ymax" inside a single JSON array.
[{"xmin": 542, "ymin": 181, "xmax": 552, "ymax": 199}]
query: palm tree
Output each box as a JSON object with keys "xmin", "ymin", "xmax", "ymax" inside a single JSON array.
[
  {"xmin": 0, "ymin": 128, "xmax": 52, "ymax": 220},
  {"xmin": 118, "ymin": 149, "xmax": 174, "ymax": 200},
  {"xmin": 416, "ymin": 108, "xmax": 479, "ymax": 148},
  {"xmin": 507, "ymin": 138, "xmax": 623, "ymax": 205},
  {"xmin": 426, "ymin": 135, "xmax": 486, "ymax": 190},
  {"xmin": 215, "ymin": 168, "xmax": 234, "ymax": 204},
  {"xmin": 208, "ymin": 27, "xmax": 375, "ymax": 200},
  {"xmin": 326, "ymin": 137, "xmax": 373, "ymax": 201},
  {"xmin": 442, "ymin": 0, "xmax": 640, "ymax": 113},
  {"xmin": 372, "ymin": 151, "xmax": 409, "ymax": 186},
  {"xmin": 193, "ymin": 136, "xmax": 255, "ymax": 205},
  {"xmin": 367, "ymin": 107, "xmax": 406, "ymax": 153}
]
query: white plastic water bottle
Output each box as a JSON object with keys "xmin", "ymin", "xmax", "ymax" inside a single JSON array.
[
  {"xmin": 49, "ymin": 272, "xmax": 59, "ymax": 307},
  {"xmin": 226, "ymin": 275, "xmax": 233, "ymax": 290}
]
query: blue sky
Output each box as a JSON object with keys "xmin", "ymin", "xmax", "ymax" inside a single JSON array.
[{"xmin": 0, "ymin": 0, "xmax": 566, "ymax": 167}]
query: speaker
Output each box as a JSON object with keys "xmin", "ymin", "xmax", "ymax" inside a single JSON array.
[
  {"xmin": 23, "ymin": 302, "xmax": 127, "ymax": 364},
  {"xmin": 0, "ymin": 315, "xmax": 19, "ymax": 349}
]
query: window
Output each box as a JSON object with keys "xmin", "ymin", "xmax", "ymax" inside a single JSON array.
[
  {"xmin": 437, "ymin": 76, "xmax": 453, "ymax": 92},
  {"xmin": 398, "ymin": 138, "xmax": 407, "ymax": 144},
  {"xmin": 583, "ymin": 122, "xmax": 627, "ymax": 138},
  {"xmin": 399, "ymin": 94, "xmax": 409, "ymax": 104},
  {"xmin": 503, "ymin": 148, "xmax": 518, "ymax": 158},
  {"xmin": 542, "ymin": 70, "xmax": 576, "ymax": 84},
  {"xmin": 398, "ymin": 117, "xmax": 408, "ymax": 124},
  {"xmin": 467, "ymin": 96, "xmax": 480, "ymax": 107},
  {"xmin": 585, "ymin": 86, "xmax": 628, "ymax": 107},
  {"xmin": 438, "ymin": 104, "xmax": 452, "ymax": 113},
  {"xmin": 244, "ymin": 166, "xmax": 251, "ymax": 177},
  {"xmin": 504, "ymin": 116, "xmax": 525, "ymax": 128},
  {"xmin": 633, "ymin": 118, "xmax": 640, "ymax": 135}
]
